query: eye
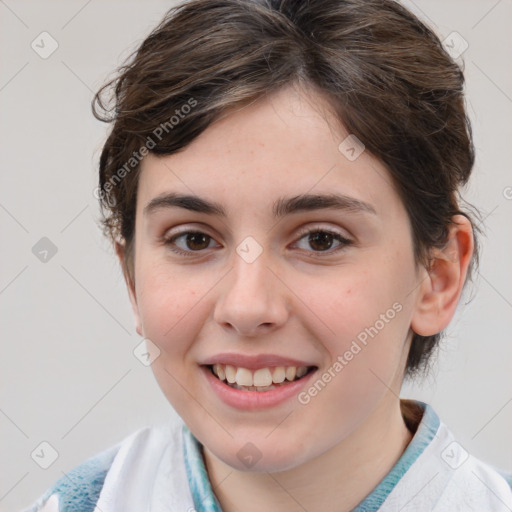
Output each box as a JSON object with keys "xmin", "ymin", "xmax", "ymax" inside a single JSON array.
[
  {"xmin": 293, "ymin": 226, "xmax": 353, "ymax": 255},
  {"xmin": 163, "ymin": 226, "xmax": 353, "ymax": 257},
  {"xmin": 163, "ymin": 230, "xmax": 219, "ymax": 256}
]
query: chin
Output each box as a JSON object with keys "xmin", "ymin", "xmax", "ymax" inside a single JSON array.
[{"xmin": 208, "ymin": 438, "xmax": 312, "ymax": 473}]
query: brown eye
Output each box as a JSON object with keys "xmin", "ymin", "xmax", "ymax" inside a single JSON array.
[
  {"xmin": 164, "ymin": 231, "xmax": 218, "ymax": 256},
  {"xmin": 307, "ymin": 231, "xmax": 336, "ymax": 251},
  {"xmin": 183, "ymin": 232, "xmax": 211, "ymax": 250},
  {"xmin": 294, "ymin": 227, "xmax": 353, "ymax": 255}
]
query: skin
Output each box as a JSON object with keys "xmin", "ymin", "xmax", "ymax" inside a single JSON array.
[{"xmin": 116, "ymin": 82, "xmax": 473, "ymax": 512}]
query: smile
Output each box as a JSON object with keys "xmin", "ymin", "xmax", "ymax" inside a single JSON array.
[
  {"xmin": 208, "ymin": 364, "xmax": 316, "ymax": 391},
  {"xmin": 199, "ymin": 353, "xmax": 319, "ymax": 409}
]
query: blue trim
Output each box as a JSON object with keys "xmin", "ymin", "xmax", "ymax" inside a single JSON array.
[
  {"xmin": 183, "ymin": 424, "xmax": 224, "ymax": 512},
  {"xmin": 182, "ymin": 401, "xmax": 438, "ymax": 512},
  {"xmin": 27, "ymin": 443, "xmax": 119, "ymax": 512},
  {"xmin": 496, "ymin": 468, "xmax": 512, "ymax": 490},
  {"xmin": 352, "ymin": 401, "xmax": 439, "ymax": 511}
]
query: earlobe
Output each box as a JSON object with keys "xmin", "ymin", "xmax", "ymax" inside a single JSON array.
[
  {"xmin": 115, "ymin": 242, "xmax": 143, "ymax": 337},
  {"xmin": 411, "ymin": 215, "xmax": 474, "ymax": 337}
]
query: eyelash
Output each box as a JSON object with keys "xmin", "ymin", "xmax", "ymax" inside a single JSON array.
[{"xmin": 163, "ymin": 226, "xmax": 353, "ymax": 258}]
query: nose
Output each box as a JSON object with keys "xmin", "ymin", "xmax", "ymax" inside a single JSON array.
[{"xmin": 213, "ymin": 252, "xmax": 290, "ymax": 337}]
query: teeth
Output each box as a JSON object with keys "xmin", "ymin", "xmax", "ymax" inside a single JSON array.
[
  {"xmin": 272, "ymin": 366, "xmax": 286, "ymax": 383},
  {"xmin": 296, "ymin": 366, "xmax": 308, "ymax": 378},
  {"xmin": 210, "ymin": 364, "xmax": 312, "ymax": 388},
  {"xmin": 253, "ymin": 368, "xmax": 272, "ymax": 387},
  {"xmin": 225, "ymin": 364, "xmax": 237, "ymax": 383},
  {"xmin": 213, "ymin": 364, "xmax": 225, "ymax": 381},
  {"xmin": 235, "ymin": 367, "xmax": 253, "ymax": 386},
  {"xmin": 285, "ymin": 366, "xmax": 297, "ymax": 381}
]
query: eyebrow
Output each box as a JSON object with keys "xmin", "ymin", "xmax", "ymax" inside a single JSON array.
[{"xmin": 143, "ymin": 192, "xmax": 377, "ymax": 218}]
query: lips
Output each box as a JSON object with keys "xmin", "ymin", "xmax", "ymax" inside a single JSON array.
[
  {"xmin": 199, "ymin": 353, "xmax": 318, "ymax": 397},
  {"xmin": 200, "ymin": 352, "xmax": 316, "ymax": 370},
  {"xmin": 200, "ymin": 363, "xmax": 317, "ymax": 410}
]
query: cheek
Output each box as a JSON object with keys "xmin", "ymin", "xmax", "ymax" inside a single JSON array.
[
  {"xmin": 134, "ymin": 264, "xmax": 210, "ymax": 412},
  {"xmin": 135, "ymin": 262, "xmax": 207, "ymax": 355},
  {"xmin": 295, "ymin": 281, "xmax": 410, "ymax": 440},
  {"xmin": 295, "ymin": 262, "xmax": 410, "ymax": 346},
  {"xmin": 292, "ymin": 257, "xmax": 413, "ymax": 399}
]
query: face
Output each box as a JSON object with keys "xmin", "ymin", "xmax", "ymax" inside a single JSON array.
[{"xmin": 124, "ymin": 83, "xmax": 424, "ymax": 472}]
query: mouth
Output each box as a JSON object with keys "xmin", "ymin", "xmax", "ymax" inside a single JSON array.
[{"xmin": 205, "ymin": 363, "xmax": 318, "ymax": 392}]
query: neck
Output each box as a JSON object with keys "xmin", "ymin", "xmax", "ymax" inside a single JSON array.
[{"xmin": 203, "ymin": 398, "xmax": 416, "ymax": 512}]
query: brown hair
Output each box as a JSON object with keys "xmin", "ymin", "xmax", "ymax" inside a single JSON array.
[{"xmin": 92, "ymin": 0, "xmax": 480, "ymax": 379}]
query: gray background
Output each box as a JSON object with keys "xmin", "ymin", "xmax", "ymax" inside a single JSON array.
[{"xmin": 1, "ymin": 0, "xmax": 511, "ymax": 510}]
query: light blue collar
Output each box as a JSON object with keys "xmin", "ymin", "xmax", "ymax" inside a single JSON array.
[
  {"xmin": 353, "ymin": 401, "xmax": 440, "ymax": 511},
  {"xmin": 183, "ymin": 424, "xmax": 224, "ymax": 512},
  {"xmin": 183, "ymin": 400, "xmax": 439, "ymax": 512}
]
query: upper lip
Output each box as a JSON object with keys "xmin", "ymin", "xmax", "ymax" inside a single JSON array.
[{"xmin": 200, "ymin": 353, "xmax": 317, "ymax": 370}]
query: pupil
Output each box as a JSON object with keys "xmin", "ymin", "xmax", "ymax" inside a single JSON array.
[
  {"xmin": 187, "ymin": 233, "xmax": 209, "ymax": 250},
  {"xmin": 309, "ymin": 232, "xmax": 332, "ymax": 251}
]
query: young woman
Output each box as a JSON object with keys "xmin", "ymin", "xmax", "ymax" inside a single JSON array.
[{"xmin": 25, "ymin": 0, "xmax": 512, "ymax": 510}]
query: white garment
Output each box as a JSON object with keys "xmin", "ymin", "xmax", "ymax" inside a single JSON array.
[
  {"xmin": 379, "ymin": 420, "xmax": 512, "ymax": 511},
  {"xmin": 36, "ymin": 410, "xmax": 512, "ymax": 512},
  {"xmin": 94, "ymin": 420, "xmax": 195, "ymax": 512}
]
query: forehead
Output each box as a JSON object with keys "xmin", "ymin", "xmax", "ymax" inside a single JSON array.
[{"xmin": 136, "ymin": 84, "xmax": 401, "ymax": 220}]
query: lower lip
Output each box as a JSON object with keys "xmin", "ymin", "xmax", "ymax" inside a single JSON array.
[{"xmin": 200, "ymin": 365, "xmax": 317, "ymax": 411}]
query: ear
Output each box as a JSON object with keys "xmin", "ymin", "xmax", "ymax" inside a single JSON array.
[
  {"xmin": 411, "ymin": 215, "xmax": 474, "ymax": 337},
  {"xmin": 115, "ymin": 242, "xmax": 143, "ymax": 337}
]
